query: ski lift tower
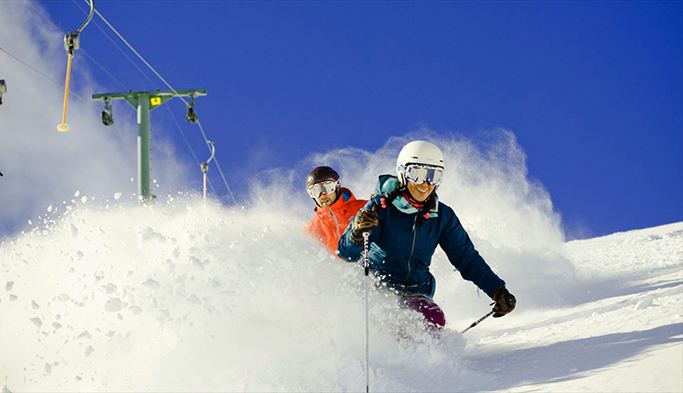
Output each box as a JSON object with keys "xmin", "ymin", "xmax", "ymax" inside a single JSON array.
[{"xmin": 92, "ymin": 89, "xmax": 206, "ymax": 204}]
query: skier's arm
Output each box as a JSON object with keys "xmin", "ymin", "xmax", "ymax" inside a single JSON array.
[{"xmin": 438, "ymin": 208, "xmax": 505, "ymax": 298}]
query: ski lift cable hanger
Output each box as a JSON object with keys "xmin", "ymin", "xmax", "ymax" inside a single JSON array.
[
  {"xmin": 162, "ymin": 105, "xmax": 220, "ymax": 199},
  {"xmin": 202, "ymin": 141, "xmax": 216, "ymax": 202},
  {"xmin": 58, "ymin": 0, "xmax": 95, "ymax": 132}
]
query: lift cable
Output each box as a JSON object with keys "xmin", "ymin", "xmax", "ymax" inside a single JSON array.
[
  {"xmin": 0, "ymin": 46, "xmax": 132, "ymax": 148},
  {"xmin": 70, "ymin": 0, "xmax": 156, "ymax": 88},
  {"xmin": 164, "ymin": 104, "xmax": 219, "ymax": 197},
  {"xmin": 196, "ymin": 119, "xmax": 238, "ymax": 204},
  {"xmin": 0, "ymin": 47, "xmax": 67, "ymax": 93}
]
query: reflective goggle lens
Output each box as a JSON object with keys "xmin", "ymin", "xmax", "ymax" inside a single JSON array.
[
  {"xmin": 404, "ymin": 164, "xmax": 443, "ymax": 186},
  {"xmin": 307, "ymin": 180, "xmax": 339, "ymax": 198}
]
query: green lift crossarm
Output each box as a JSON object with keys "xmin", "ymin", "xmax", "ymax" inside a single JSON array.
[
  {"xmin": 92, "ymin": 89, "xmax": 206, "ymax": 203},
  {"xmin": 92, "ymin": 89, "xmax": 206, "ymax": 109}
]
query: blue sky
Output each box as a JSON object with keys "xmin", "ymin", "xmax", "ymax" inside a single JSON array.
[{"xmin": 7, "ymin": 0, "xmax": 683, "ymax": 238}]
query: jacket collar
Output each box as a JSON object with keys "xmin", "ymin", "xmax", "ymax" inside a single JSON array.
[
  {"xmin": 313, "ymin": 187, "xmax": 356, "ymax": 214},
  {"xmin": 376, "ymin": 175, "xmax": 439, "ymax": 217}
]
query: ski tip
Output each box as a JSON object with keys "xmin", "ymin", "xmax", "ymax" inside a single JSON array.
[{"xmin": 57, "ymin": 123, "xmax": 70, "ymax": 132}]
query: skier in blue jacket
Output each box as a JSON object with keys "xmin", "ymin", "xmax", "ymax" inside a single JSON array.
[{"xmin": 338, "ymin": 140, "xmax": 516, "ymax": 331}]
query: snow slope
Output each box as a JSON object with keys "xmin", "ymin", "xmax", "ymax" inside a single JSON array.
[
  {"xmin": 464, "ymin": 222, "xmax": 683, "ymax": 392},
  {"xmin": 1, "ymin": 196, "xmax": 680, "ymax": 392}
]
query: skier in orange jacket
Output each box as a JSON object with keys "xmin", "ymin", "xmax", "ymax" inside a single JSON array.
[{"xmin": 304, "ymin": 166, "xmax": 367, "ymax": 257}]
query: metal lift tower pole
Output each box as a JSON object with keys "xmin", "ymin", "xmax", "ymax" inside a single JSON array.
[{"xmin": 92, "ymin": 89, "xmax": 206, "ymax": 204}]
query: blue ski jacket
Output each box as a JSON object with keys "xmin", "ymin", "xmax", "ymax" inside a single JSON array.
[{"xmin": 338, "ymin": 175, "xmax": 505, "ymax": 299}]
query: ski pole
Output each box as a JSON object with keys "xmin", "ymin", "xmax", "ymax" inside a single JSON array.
[
  {"xmin": 363, "ymin": 231, "xmax": 370, "ymax": 393},
  {"xmin": 461, "ymin": 305, "xmax": 495, "ymax": 334},
  {"xmin": 462, "ymin": 290, "xmax": 516, "ymax": 334}
]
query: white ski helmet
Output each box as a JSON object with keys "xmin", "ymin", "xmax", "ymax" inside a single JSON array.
[{"xmin": 397, "ymin": 140, "xmax": 445, "ymax": 188}]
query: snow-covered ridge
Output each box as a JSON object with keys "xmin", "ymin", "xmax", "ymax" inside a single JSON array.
[
  {"xmin": 565, "ymin": 221, "xmax": 682, "ymax": 275},
  {"xmin": 1, "ymin": 198, "xmax": 680, "ymax": 392}
]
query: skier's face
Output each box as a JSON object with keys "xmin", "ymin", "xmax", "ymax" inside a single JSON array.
[
  {"xmin": 314, "ymin": 189, "xmax": 339, "ymax": 208},
  {"xmin": 406, "ymin": 180, "xmax": 435, "ymax": 202}
]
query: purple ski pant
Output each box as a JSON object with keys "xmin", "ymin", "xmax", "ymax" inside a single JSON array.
[{"xmin": 400, "ymin": 295, "xmax": 446, "ymax": 331}]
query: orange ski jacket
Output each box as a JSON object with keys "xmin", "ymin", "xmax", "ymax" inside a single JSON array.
[{"xmin": 304, "ymin": 187, "xmax": 367, "ymax": 256}]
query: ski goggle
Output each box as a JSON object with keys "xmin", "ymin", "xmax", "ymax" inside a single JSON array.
[
  {"xmin": 307, "ymin": 179, "xmax": 340, "ymax": 198},
  {"xmin": 403, "ymin": 164, "xmax": 444, "ymax": 186}
]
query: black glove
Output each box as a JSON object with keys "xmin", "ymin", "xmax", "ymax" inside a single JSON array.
[
  {"xmin": 350, "ymin": 209, "xmax": 378, "ymax": 245},
  {"xmin": 492, "ymin": 286, "xmax": 516, "ymax": 318}
]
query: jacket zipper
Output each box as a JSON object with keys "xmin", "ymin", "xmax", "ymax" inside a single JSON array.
[
  {"xmin": 402, "ymin": 219, "xmax": 417, "ymax": 285},
  {"xmin": 329, "ymin": 209, "xmax": 340, "ymax": 237}
]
